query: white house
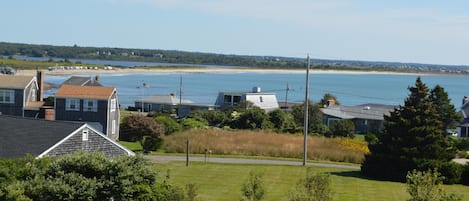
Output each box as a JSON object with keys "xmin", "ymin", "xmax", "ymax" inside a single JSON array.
[{"xmin": 214, "ymin": 87, "xmax": 279, "ymax": 111}]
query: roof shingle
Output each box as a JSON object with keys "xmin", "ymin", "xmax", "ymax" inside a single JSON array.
[{"xmin": 0, "ymin": 75, "xmax": 34, "ymax": 89}]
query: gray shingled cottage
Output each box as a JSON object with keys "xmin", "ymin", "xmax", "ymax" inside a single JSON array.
[{"xmin": 0, "ymin": 115, "xmax": 134, "ymax": 158}]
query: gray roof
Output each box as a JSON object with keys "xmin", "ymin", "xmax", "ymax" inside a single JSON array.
[
  {"xmin": 62, "ymin": 76, "xmax": 102, "ymax": 86},
  {"xmin": 321, "ymin": 104, "xmax": 396, "ymax": 120},
  {"xmin": 138, "ymin": 95, "xmax": 193, "ymax": 105},
  {"xmin": 0, "ymin": 115, "xmax": 84, "ymax": 158},
  {"xmin": 0, "ymin": 75, "xmax": 34, "ymax": 89}
]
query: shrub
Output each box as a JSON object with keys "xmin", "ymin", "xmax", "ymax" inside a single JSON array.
[
  {"xmin": 154, "ymin": 115, "xmax": 182, "ymax": 135},
  {"xmin": 119, "ymin": 114, "xmax": 165, "ymax": 151},
  {"xmin": 288, "ymin": 168, "xmax": 332, "ymax": 201},
  {"xmin": 240, "ymin": 171, "xmax": 265, "ymax": 201},
  {"xmin": 406, "ymin": 169, "xmax": 462, "ymax": 201},
  {"xmin": 181, "ymin": 118, "xmax": 208, "ymax": 130},
  {"xmin": 460, "ymin": 164, "xmax": 469, "ymax": 185}
]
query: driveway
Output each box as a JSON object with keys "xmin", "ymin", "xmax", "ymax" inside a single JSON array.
[{"xmin": 145, "ymin": 155, "xmax": 360, "ymax": 170}]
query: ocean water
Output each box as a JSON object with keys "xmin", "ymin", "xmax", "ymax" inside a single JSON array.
[{"xmin": 44, "ymin": 72, "xmax": 469, "ymax": 109}]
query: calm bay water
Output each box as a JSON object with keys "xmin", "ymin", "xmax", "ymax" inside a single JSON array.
[{"xmin": 44, "ymin": 72, "xmax": 469, "ymax": 109}]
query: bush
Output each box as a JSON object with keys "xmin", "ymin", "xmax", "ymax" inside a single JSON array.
[
  {"xmin": 406, "ymin": 169, "xmax": 462, "ymax": 201},
  {"xmin": 154, "ymin": 115, "xmax": 182, "ymax": 135},
  {"xmin": 181, "ymin": 118, "xmax": 208, "ymax": 130},
  {"xmin": 460, "ymin": 164, "xmax": 469, "ymax": 185},
  {"xmin": 240, "ymin": 171, "xmax": 265, "ymax": 201},
  {"xmin": 119, "ymin": 114, "xmax": 165, "ymax": 151},
  {"xmin": 288, "ymin": 168, "xmax": 332, "ymax": 201},
  {"xmin": 417, "ymin": 161, "xmax": 462, "ymax": 184}
]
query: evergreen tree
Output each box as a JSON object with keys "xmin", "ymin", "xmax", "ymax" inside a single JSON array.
[
  {"xmin": 430, "ymin": 85, "xmax": 461, "ymax": 133},
  {"xmin": 361, "ymin": 77, "xmax": 455, "ymax": 181}
]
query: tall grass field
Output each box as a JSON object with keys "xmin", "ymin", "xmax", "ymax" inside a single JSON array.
[{"xmin": 162, "ymin": 129, "xmax": 368, "ymax": 164}]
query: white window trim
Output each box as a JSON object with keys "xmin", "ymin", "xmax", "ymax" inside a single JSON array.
[
  {"xmin": 84, "ymin": 99, "xmax": 98, "ymax": 112},
  {"xmin": 66, "ymin": 98, "xmax": 80, "ymax": 111},
  {"xmin": 0, "ymin": 89, "xmax": 14, "ymax": 104},
  {"xmin": 111, "ymin": 120, "xmax": 116, "ymax": 134},
  {"xmin": 110, "ymin": 98, "xmax": 116, "ymax": 112},
  {"xmin": 82, "ymin": 129, "xmax": 89, "ymax": 141}
]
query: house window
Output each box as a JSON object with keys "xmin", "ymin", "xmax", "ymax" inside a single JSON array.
[
  {"xmin": 0, "ymin": 89, "xmax": 14, "ymax": 103},
  {"xmin": 84, "ymin": 99, "xmax": 97, "ymax": 112},
  {"xmin": 82, "ymin": 129, "xmax": 89, "ymax": 141},
  {"xmin": 110, "ymin": 98, "xmax": 116, "ymax": 112},
  {"xmin": 223, "ymin": 95, "xmax": 231, "ymax": 104},
  {"xmin": 111, "ymin": 120, "xmax": 116, "ymax": 134},
  {"xmin": 233, "ymin": 96, "xmax": 241, "ymax": 106},
  {"xmin": 66, "ymin": 99, "xmax": 80, "ymax": 111}
]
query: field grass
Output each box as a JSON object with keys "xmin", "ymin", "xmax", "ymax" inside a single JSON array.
[
  {"xmin": 163, "ymin": 129, "xmax": 368, "ymax": 164},
  {"xmin": 118, "ymin": 141, "xmax": 143, "ymax": 152},
  {"xmin": 154, "ymin": 161, "xmax": 469, "ymax": 201}
]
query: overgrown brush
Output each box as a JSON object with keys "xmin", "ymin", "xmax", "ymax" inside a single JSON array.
[{"xmin": 162, "ymin": 129, "xmax": 368, "ymax": 164}]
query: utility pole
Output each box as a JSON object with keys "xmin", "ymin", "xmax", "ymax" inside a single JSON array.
[
  {"xmin": 303, "ymin": 55, "xmax": 310, "ymax": 166},
  {"xmin": 284, "ymin": 82, "xmax": 289, "ymax": 111}
]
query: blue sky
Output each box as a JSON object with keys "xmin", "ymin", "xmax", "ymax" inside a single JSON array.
[{"xmin": 2, "ymin": 0, "xmax": 469, "ymax": 65}]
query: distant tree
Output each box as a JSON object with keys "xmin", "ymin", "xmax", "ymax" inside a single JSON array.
[
  {"xmin": 186, "ymin": 110, "xmax": 228, "ymax": 127},
  {"xmin": 328, "ymin": 119, "xmax": 355, "ymax": 138},
  {"xmin": 320, "ymin": 93, "xmax": 340, "ymax": 107},
  {"xmin": 240, "ymin": 171, "xmax": 265, "ymax": 201},
  {"xmin": 268, "ymin": 109, "xmax": 298, "ymax": 133},
  {"xmin": 406, "ymin": 169, "xmax": 462, "ymax": 201},
  {"xmin": 361, "ymin": 77, "xmax": 455, "ymax": 181},
  {"xmin": 288, "ymin": 168, "xmax": 332, "ymax": 201},
  {"xmin": 430, "ymin": 85, "xmax": 461, "ymax": 133},
  {"xmin": 120, "ymin": 114, "xmax": 165, "ymax": 151},
  {"xmin": 154, "ymin": 115, "xmax": 182, "ymax": 135},
  {"xmin": 291, "ymin": 100, "xmax": 326, "ymax": 135},
  {"xmin": 231, "ymin": 107, "xmax": 273, "ymax": 130}
]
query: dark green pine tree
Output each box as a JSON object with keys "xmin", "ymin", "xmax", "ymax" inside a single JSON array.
[
  {"xmin": 430, "ymin": 85, "xmax": 461, "ymax": 133},
  {"xmin": 361, "ymin": 77, "xmax": 454, "ymax": 181}
]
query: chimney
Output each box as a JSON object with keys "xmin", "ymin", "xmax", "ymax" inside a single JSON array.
[
  {"xmin": 252, "ymin": 86, "xmax": 261, "ymax": 93},
  {"xmin": 36, "ymin": 71, "xmax": 43, "ymax": 101},
  {"xmin": 44, "ymin": 108, "xmax": 55, "ymax": 121},
  {"xmin": 463, "ymin": 96, "xmax": 469, "ymax": 106},
  {"xmin": 327, "ymin": 99, "xmax": 336, "ymax": 106}
]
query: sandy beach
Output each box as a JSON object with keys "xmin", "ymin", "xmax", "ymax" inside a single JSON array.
[{"xmin": 14, "ymin": 67, "xmax": 427, "ymax": 77}]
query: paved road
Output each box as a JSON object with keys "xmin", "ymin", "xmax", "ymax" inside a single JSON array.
[{"xmin": 145, "ymin": 155, "xmax": 360, "ymax": 170}]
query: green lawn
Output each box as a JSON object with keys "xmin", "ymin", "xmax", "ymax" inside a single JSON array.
[{"xmin": 154, "ymin": 161, "xmax": 468, "ymax": 201}]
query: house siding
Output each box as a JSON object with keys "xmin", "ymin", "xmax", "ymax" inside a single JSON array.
[
  {"xmin": 44, "ymin": 127, "xmax": 129, "ymax": 157},
  {"xmin": 0, "ymin": 88, "xmax": 23, "ymax": 116},
  {"xmin": 107, "ymin": 92, "xmax": 119, "ymax": 140},
  {"xmin": 55, "ymin": 98, "xmax": 108, "ymax": 134}
]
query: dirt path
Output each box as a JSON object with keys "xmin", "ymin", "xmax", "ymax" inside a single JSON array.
[{"xmin": 145, "ymin": 155, "xmax": 360, "ymax": 170}]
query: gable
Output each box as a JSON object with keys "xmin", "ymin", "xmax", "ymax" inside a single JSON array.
[{"xmin": 38, "ymin": 125, "xmax": 134, "ymax": 158}]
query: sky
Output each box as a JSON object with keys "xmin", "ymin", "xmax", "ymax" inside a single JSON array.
[{"xmin": 2, "ymin": 0, "xmax": 469, "ymax": 65}]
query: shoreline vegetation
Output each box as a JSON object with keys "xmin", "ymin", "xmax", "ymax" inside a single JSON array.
[{"xmin": 15, "ymin": 66, "xmax": 451, "ymax": 77}]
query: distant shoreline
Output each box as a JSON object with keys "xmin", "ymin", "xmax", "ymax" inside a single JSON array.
[{"xmin": 15, "ymin": 67, "xmax": 440, "ymax": 77}]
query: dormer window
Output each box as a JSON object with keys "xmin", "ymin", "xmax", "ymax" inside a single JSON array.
[
  {"xmin": 66, "ymin": 99, "xmax": 80, "ymax": 111},
  {"xmin": 84, "ymin": 99, "xmax": 98, "ymax": 112}
]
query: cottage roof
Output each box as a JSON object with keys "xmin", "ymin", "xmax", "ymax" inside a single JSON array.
[
  {"xmin": 0, "ymin": 115, "xmax": 84, "ymax": 158},
  {"xmin": 0, "ymin": 75, "xmax": 35, "ymax": 89},
  {"xmin": 62, "ymin": 76, "xmax": 102, "ymax": 86},
  {"xmin": 138, "ymin": 94, "xmax": 193, "ymax": 105},
  {"xmin": 321, "ymin": 104, "xmax": 396, "ymax": 120},
  {"xmin": 55, "ymin": 85, "xmax": 115, "ymax": 100}
]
